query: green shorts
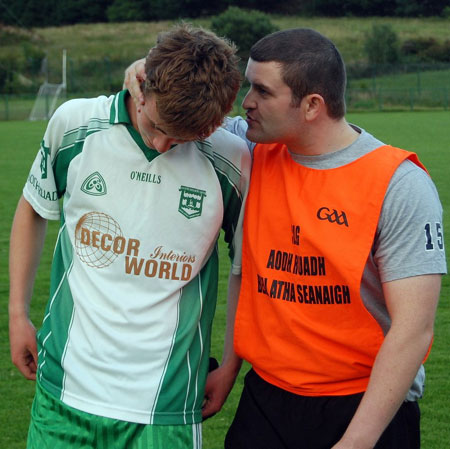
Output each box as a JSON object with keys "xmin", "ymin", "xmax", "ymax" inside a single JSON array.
[{"xmin": 27, "ymin": 382, "xmax": 202, "ymax": 449}]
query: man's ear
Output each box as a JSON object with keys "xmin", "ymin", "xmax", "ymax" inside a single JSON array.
[{"xmin": 303, "ymin": 94, "xmax": 325, "ymax": 121}]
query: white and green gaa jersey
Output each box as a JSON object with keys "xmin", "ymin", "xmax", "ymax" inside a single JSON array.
[{"xmin": 23, "ymin": 91, "xmax": 251, "ymax": 425}]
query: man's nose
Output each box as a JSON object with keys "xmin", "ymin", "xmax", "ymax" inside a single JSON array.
[
  {"xmin": 242, "ymin": 89, "xmax": 255, "ymax": 110},
  {"xmin": 154, "ymin": 136, "xmax": 174, "ymax": 153}
]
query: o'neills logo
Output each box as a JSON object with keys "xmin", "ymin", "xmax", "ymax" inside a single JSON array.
[{"xmin": 74, "ymin": 212, "xmax": 195, "ymax": 281}]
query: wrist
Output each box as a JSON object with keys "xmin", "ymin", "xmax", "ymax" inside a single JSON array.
[
  {"xmin": 8, "ymin": 302, "xmax": 30, "ymax": 320},
  {"xmin": 337, "ymin": 429, "xmax": 377, "ymax": 449},
  {"xmin": 220, "ymin": 354, "xmax": 242, "ymax": 376}
]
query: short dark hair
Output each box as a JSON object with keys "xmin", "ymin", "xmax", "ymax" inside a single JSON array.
[
  {"xmin": 250, "ymin": 28, "xmax": 346, "ymax": 119},
  {"xmin": 143, "ymin": 23, "xmax": 241, "ymax": 140}
]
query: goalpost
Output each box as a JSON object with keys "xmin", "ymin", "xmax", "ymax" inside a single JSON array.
[{"xmin": 29, "ymin": 50, "xmax": 67, "ymax": 121}]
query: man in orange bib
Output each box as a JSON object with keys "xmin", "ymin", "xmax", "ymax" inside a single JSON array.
[
  {"xmin": 124, "ymin": 28, "xmax": 446, "ymax": 449},
  {"xmin": 223, "ymin": 29, "xmax": 446, "ymax": 449}
]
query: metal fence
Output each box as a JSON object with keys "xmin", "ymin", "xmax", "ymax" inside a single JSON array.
[
  {"xmin": 2, "ymin": 87, "xmax": 449, "ymax": 121},
  {"xmin": 346, "ymin": 87, "xmax": 449, "ymax": 112},
  {"xmin": 1, "ymin": 60, "xmax": 450, "ymax": 120}
]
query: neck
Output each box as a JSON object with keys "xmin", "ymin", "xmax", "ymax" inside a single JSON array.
[
  {"xmin": 289, "ymin": 118, "xmax": 359, "ymax": 156},
  {"xmin": 126, "ymin": 94, "xmax": 139, "ymax": 130}
]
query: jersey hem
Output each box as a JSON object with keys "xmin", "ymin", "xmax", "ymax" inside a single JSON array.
[
  {"xmin": 380, "ymin": 263, "xmax": 447, "ymax": 283},
  {"xmin": 23, "ymin": 187, "xmax": 60, "ymax": 221},
  {"xmin": 252, "ymin": 367, "xmax": 369, "ymax": 398},
  {"xmin": 40, "ymin": 379, "xmax": 203, "ymax": 425}
]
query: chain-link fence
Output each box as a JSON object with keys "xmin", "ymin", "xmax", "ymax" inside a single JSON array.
[
  {"xmin": 346, "ymin": 87, "xmax": 449, "ymax": 112},
  {"xmin": 1, "ymin": 61, "xmax": 449, "ymax": 120},
  {"xmin": 345, "ymin": 62, "xmax": 450, "ymax": 111}
]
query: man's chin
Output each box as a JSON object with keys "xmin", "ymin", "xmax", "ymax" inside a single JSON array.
[
  {"xmin": 245, "ymin": 127, "xmax": 263, "ymax": 143},
  {"xmin": 246, "ymin": 129, "xmax": 274, "ymax": 144}
]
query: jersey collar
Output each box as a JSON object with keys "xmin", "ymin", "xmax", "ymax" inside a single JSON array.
[
  {"xmin": 109, "ymin": 90, "xmax": 132, "ymax": 125},
  {"xmin": 109, "ymin": 90, "xmax": 163, "ymax": 162}
]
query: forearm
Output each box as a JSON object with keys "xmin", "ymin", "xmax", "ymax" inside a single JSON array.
[
  {"xmin": 9, "ymin": 196, "xmax": 48, "ymax": 379},
  {"xmin": 202, "ymin": 271, "xmax": 242, "ymax": 417},
  {"xmin": 336, "ymin": 327, "xmax": 432, "ymax": 448},
  {"xmin": 221, "ymin": 271, "xmax": 243, "ymax": 375},
  {"xmin": 9, "ymin": 196, "xmax": 47, "ymax": 319},
  {"xmin": 335, "ymin": 274, "xmax": 440, "ymax": 449}
]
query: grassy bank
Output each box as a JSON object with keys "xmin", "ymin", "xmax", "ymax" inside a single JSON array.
[{"xmin": 2, "ymin": 16, "xmax": 449, "ymax": 82}]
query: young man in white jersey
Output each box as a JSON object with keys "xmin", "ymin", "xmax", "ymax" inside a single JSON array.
[
  {"xmin": 125, "ymin": 28, "xmax": 446, "ymax": 449},
  {"xmin": 9, "ymin": 24, "xmax": 249, "ymax": 449}
]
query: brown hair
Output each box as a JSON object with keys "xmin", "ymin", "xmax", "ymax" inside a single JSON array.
[
  {"xmin": 250, "ymin": 28, "xmax": 346, "ymax": 119},
  {"xmin": 143, "ymin": 23, "xmax": 241, "ymax": 140}
]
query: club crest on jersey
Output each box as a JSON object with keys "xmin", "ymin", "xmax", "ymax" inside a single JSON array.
[
  {"xmin": 178, "ymin": 186, "xmax": 206, "ymax": 219},
  {"xmin": 81, "ymin": 172, "xmax": 107, "ymax": 196},
  {"xmin": 39, "ymin": 140, "xmax": 50, "ymax": 179}
]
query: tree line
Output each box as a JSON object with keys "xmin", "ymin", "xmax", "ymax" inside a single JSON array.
[{"xmin": 1, "ymin": 0, "xmax": 449, "ymax": 27}]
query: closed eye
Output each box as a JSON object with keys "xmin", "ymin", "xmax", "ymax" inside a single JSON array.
[{"xmin": 256, "ymin": 86, "xmax": 269, "ymax": 96}]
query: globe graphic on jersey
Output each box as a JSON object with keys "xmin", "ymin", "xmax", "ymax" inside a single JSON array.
[{"xmin": 74, "ymin": 212, "xmax": 123, "ymax": 268}]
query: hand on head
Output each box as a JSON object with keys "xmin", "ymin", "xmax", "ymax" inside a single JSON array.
[{"xmin": 123, "ymin": 58, "xmax": 146, "ymax": 108}]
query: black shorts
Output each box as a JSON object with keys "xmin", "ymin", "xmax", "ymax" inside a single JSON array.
[{"xmin": 225, "ymin": 369, "xmax": 420, "ymax": 449}]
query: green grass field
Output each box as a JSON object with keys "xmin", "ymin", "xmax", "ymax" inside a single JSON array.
[{"xmin": 1, "ymin": 111, "xmax": 449, "ymax": 448}]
